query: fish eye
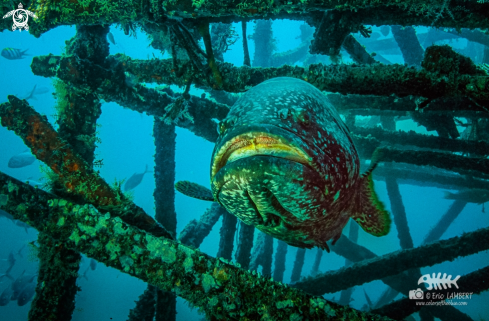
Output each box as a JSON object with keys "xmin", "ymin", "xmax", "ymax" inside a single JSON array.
[
  {"xmin": 217, "ymin": 118, "xmax": 235, "ymax": 135},
  {"xmin": 217, "ymin": 121, "xmax": 225, "ymax": 135},
  {"xmin": 294, "ymin": 108, "xmax": 310, "ymax": 126},
  {"xmin": 278, "ymin": 108, "xmax": 290, "ymax": 120}
]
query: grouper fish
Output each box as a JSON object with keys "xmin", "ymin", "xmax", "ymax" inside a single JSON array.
[{"xmin": 176, "ymin": 78, "xmax": 390, "ymax": 250}]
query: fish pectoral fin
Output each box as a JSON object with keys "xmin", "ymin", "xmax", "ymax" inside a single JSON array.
[
  {"xmin": 175, "ymin": 181, "xmax": 215, "ymax": 202},
  {"xmin": 350, "ymin": 165, "xmax": 391, "ymax": 237}
]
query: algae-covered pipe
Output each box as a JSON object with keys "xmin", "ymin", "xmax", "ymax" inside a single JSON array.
[
  {"xmin": 31, "ymin": 53, "xmax": 489, "ymax": 107},
  {"xmin": 3, "ymin": 0, "xmax": 487, "ymax": 36},
  {"xmin": 0, "ymin": 172, "xmax": 393, "ymax": 321},
  {"xmin": 293, "ymin": 226, "xmax": 489, "ymax": 295},
  {"xmin": 0, "ymin": 96, "xmax": 172, "ymax": 240},
  {"xmin": 375, "ymin": 147, "xmax": 489, "ymax": 177}
]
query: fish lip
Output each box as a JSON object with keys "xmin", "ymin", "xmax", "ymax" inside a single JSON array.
[{"xmin": 211, "ymin": 124, "xmax": 316, "ymax": 180}]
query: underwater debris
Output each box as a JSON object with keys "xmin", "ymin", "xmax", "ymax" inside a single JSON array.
[
  {"xmin": 216, "ymin": 210, "xmax": 238, "ymax": 261},
  {"xmin": 235, "ymin": 221, "xmax": 254, "ymax": 270},
  {"xmin": 385, "ymin": 177, "xmax": 414, "ymax": 249},
  {"xmin": 179, "ymin": 203, "xmax": 224, "ymax": 248},
  {"xmin": 199, "ymin": 21, "xmax": 223, "ymax": 89},
  {"xmin": 374, "ymin": 163, "xmax": 489, "ymax": 191},
  {"xmin": 152, "ymin": 117, "xmax": 178, "ymax": 320},
  {"xmin": 423, "ymin": 200, "xmax": 467, "ymax": 244},
  {"xmin": 127, "ymin": 285, "xmax": 157, "ymax": 321},
  {"xmin": 162, "ymin": 95, "xmax": 194, "ymax": 125},
  {"xmin": 290, "ymin": 248, "xmax": 306, "ymax": 283},
  {"xmin": 309, "ymin": 10, "xmax": 362, "ymax": 57},
  {"xmin": 391, "ymin": 25, "xmax": 424, "ymax": 66},
  {"xmin": 342, "ymin": 34, "xmax": 378, "ymax": 65},
  {"xmin": 0, "ymin": 96, "xmax": 172, "ymax": 240},
  {"xmin": 249, "ymin": 232, "xmax": 273, "ymax": 276},
  {"xmin": 337, "ymin": 222, "xmax": 359, "ymax": 306},
  {"xmin": 124, "ymin": 71, "xmax": 139, "ymax": 87},
  {"xmin": 374, "ymin": 146, "xmax": 489, "ymax": 177},
  {"xmin": 31, "ymin": 49, "xmax": 489, "ymax": 107},
  {"xmin": 210, "ymin": 23, "xmax": 238, "ymax": 62},
  {"xmin": 294, "ymin": 225, "xmax": 489, "ymax": 295},
  {"xmin": 351, "ymin": 125, "xmax": 489, "ymax": 157},
  {"xmin": 0, "ymin": 172, "xmax": 394, "ymax": 321},
  {"xmin": 273, "ymin": 240, "xmax": 288, "ymax": 283}
]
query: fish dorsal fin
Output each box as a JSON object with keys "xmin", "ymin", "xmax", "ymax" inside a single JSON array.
[
  {"xmin": 350, "ymin": 160, "xmax": 391, "ymax": 236},
  {"xmin": 175, "ymin": 181, "xmax": 215, "ymax": 202}
]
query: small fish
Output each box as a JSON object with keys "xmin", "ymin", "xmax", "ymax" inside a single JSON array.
[
  {"xmin": 124, "ymin": 71, "xmax": 139, "ymax": 87},
  {"xmin": 15, "ymin": 220, "xmax": 32, "ymax": 233},
  {"xmin": 0, "ymin": 209, "xmax": 14, "ymax": 220},
  {"xmin": 81, "ymin": 267, "xmax": 90, "ymax": 281},
  {"xmin": 18, "ymin": 85, "xmax": 50, "ymax": 101},
  {"xmin": 11, "ymin": 271, "xmax": 37, "ymax": 301},
  {"xmin": 33, "ymin": 86, "xmax": 50, "ymax": 95},
  {"xmin": 0, "ymin": 274, "xmax": 14, "ymax": 282},
  {"xmin": 124, "ymin": 165, "xmax": 152, "ymax": 192},
  {"xmin": 3, "ymin": 251, "xmax": 16, "ymax": 275},
  {"xmin": 380, "ymin": 26, "xmax": 390, "ymax": 37},
  {"xmin": 17, "ymin": 283, "xmax": 36, "ymax": 306},
  {"xmin": 90, "ymin": 258, "xmax": 97, "ymax": 271},
  {"xmin": 8, "ymin": 150, "xmax": 35, "ymax": 168},
  {"xmin": 363, "ymin": 289, "xmax": 373, "ymax": 309},
  {"xmin": 175, "ymin": 78, "xmax": 390, "ymax": 250},
  {"xmin": 16, "ymin": 245, "xmax": 25, "ymax": 259},
  {"xmin": 23, "ymin": 179, "xmax": 43, "ymax": 188},
  {"xmin": 443, "ymin": 189, "xmax": 489, "ymax": 205},
  {"xmin": 1, "ymin": 48, "xmax": 29, "ymax": 60},
  {"xmin": 107, "ymin": 32, "xmax": 116, "ymax": 45},
  {"xmin": 0, "ymin": 209, "xmax": 31, "ymax": 232},
  {"xmin": 19, "ymin": 85, "xmax": 37, "ymax": 101},
  {"xmin": 418, "ymin": 272, "xmax": 460, "ymax": 290},
  {"xmin": 0, "ymin": 284, "xmax": 13, "ymax": 306},
  {"xmin": 370, "ymin": 32, "xmax": 381, "ymax": 40}
]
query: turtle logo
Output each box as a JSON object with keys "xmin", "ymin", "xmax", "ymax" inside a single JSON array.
[{"xmin": 2, "ymin": 3, "xmax": 37, "ymax": 32}]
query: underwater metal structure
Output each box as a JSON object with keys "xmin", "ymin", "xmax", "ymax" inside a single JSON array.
[{"xmin": 1, "ymin": 0, "xmax": 489, "ymax": 320}]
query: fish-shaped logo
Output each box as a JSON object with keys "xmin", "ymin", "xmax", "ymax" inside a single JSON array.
[
  {"xmin": 418, "ymin": 272, "xmax": 460, "ymax": 290},
  {"xmin": 176, "ymin": 78, "xmax": 391, "ymax": 250}
]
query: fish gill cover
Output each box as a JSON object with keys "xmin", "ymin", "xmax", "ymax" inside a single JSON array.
[{"xmin": 0, "ymin": 1, "xmax": 489, "ymax": 321}]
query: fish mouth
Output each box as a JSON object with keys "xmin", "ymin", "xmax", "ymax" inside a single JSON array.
[{"xmin": 211, "ymin": 130, "xmax": 313, "ymax": 180}]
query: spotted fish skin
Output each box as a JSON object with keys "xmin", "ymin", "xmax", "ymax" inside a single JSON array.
[{"xmin": 210, "ymin": 77, "xmax": 390, "ymax": 249}]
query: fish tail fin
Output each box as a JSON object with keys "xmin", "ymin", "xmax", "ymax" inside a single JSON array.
[
  {"xmin": 25, "ymin": 85, "xmax": 37, "ymax": 101},
  {"xmin": 145, "ymin": 164, "xmax": 153, "ymax": 173},
  {"xmin": 1, "ymin": 271, "xmax": 14, "ymax": 281},
  {"xmin": 350, "ymin": 160, "xmax": 391, "ymax": 236}
]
